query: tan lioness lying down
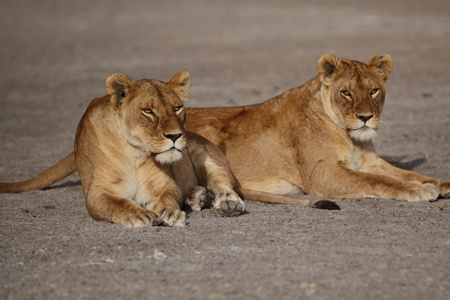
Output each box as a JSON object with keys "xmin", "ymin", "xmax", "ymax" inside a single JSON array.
[
  {"xmin": 185, "ymin": 55, "xmax": 450, "ymax": 202},
  {"xmin": 0, "ymin": 71, "xmax": 248, "ymax": 227}
]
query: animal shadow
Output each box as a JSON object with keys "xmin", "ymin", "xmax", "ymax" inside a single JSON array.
[
  {"xmin": 381, "ymin": 155, "xmax": 427, "ymax": 171},
  {"xmin": 44, "ymin": 180, "xmax": 82, "ymax": 190}
]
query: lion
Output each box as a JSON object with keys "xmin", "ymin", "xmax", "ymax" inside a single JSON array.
[
  {"xmin": 185, "ymin": 55, "xmax": 450, "ymax": 202},
  {"xmin": 0, "ymin": 70, "xmax": 247, "ymax": 227}
]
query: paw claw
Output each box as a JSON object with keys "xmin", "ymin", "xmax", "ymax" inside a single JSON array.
[
  {"xmin": 160, "ymin": 209, "xmax": 186, "ymax": 227},
  {"xmin": 120, "ymin": 210, "xmax": 160, "ymax": 228}
]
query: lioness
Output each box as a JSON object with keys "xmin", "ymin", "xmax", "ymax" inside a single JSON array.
[
  {"xmin": 185, "ymin": 55, "xmax": 450, "ymax": 202},
  {"xmin": 0, "ymin": 70, "xmax": 247, "ymax": 227}
]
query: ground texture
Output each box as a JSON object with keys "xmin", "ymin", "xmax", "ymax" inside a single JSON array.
[{"xmin": 1, "ymin": 0, "xmax": 449, "ymax": 299}]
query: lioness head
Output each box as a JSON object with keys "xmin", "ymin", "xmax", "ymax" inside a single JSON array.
[
  {"xmin": 318, "ymin": 54, "xmax": 393, "ymax": 142},
  {"xmin": 106, "ymin": 70, "xmax": 190, "ymax": 164}
]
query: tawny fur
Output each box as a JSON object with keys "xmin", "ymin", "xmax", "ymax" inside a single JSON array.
[
  {"xmin": 185, "ymin": 54, "xmax": 450, "ymax": 202},
  {"xmin": 0, "ymin": 70, "xmax": 246, "ymax": 227}
]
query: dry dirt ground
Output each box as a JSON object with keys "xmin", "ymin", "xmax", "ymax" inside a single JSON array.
[{"xmin": 1, "ymin": 0, "xmax": 450, "ymax": 299}]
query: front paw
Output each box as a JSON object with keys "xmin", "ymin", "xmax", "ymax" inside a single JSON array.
[
  {"xmin": 159, "ymin": 208, "xmax": 186, "ymax": 227},
  {"xmin": 439, "ymin": 181, "xmax": 450, "ymax": 199},
  {"xmin": 119, "ymin": 210, "xmax": 160, "ymax": 228},
  {"xmin": 213, "ymin": 191, "xmax": 245, "ymax": 217},
  {"xmin": 185, "ymin": 186, "xmax": 208, "ymax": 211},
  {"xmin": 403, "ymin": 182, "xmax": 440, "ymax": 202}
]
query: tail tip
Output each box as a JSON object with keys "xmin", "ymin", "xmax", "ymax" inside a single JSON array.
[{"xmin": 313, "ymin": 200, "xmax": 340, "ymax": 210}]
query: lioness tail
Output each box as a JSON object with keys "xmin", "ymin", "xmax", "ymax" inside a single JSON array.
[
  {"xmin": 0, "ymin": 152, "xmax": 76, "ymax": 193},
  {"xmin": 240, "ymin": 189, "xmax": 340, "ymax": 210}
]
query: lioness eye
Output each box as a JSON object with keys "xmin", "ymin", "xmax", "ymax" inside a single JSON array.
[
  {"xmin": 370, "ymin": 89, "xmax": 379, "ymax": 95},
  {"xmin": 142, "ymin": 108, "xmax": 154, "ymax": 115},
  {"xmin": 174, "ymin": 106, "xmax": 183, "ymax": 112},
  {"xmin": 341, "ymin": 90, "xmax": 351, "ymax": 97}
]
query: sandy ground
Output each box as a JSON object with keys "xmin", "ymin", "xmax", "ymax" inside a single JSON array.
[{"xmin": 1, "ymin": 0, "xmax": 449, "ymax": 299}]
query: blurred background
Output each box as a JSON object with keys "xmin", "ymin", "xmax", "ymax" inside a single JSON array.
[
  {"xmin": 1, "ymin": 0, "xmax": 449, "ymax": 177},
  {"xmin": 1, "ymin": 0, "xmax": 449, "ymax": 104}
]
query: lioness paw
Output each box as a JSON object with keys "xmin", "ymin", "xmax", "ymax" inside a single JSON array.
[
  {"xmin": 213, "ymin": 191, "xmax": 245, "ymax": 217},
  {"xmin": 159, "ymin": 208, "xmax": 186, "ymax": 227},
  {"xmin": 439, "ymin": 181, "xmax": 450, "ymax": 199},
  {"xmin": 185, "ymin": 186, "xmax": 208, "ymax": 211},
  {"xmin": 404, "ymin": 182, "xmax": 440, "ymax": 202},
  {"xmin": 121, "ymin": 210, "xmax": 160, "ymax": 228}
]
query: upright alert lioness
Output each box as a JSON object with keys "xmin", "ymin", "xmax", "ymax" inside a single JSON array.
[
  {"xmin": 0, "ymin": 70, "xmax": 246, "ymax": 227},
  {"xmin": 186, "ymin": 55, "xmax": 450, "ymax": 202}
]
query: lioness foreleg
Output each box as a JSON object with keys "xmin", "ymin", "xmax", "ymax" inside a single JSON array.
[
  {"xmin": 86, "ymin": 189, "xmax": 160, "ymax": 228},
  {"xmin": 184, "ymin": 186, "xmax": 209, "ymax": 211},
  {"xmin": 311, "ymin": 166, "xmax": 440, "ymax": 202},
  {"xmin": 136, "ymin": 162, "xmax": 186, "ymax": 227},
  {"xmin": 362, "ymin": 157, "xmax": 449, "ymax": 199},
  {"xmin": 170, "ymin": 150, "xmax": 210, "ymax": 212},
  {"xmin": 186, "ymin": 132, "xmax": 245, "ymax": 217}
]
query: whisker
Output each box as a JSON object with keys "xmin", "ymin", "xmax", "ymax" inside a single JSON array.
[{"xmin": 378, "ymin": 120, "xmax": 391, "ymax": 138}]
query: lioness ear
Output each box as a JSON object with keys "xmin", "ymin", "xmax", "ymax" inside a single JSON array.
[
  {"xmin": 168, "ymin": 69, "xmax": 190, "ymax": 102},
  {"xmin": 318, "ymin": 54, "xmax": 341, "ymax": 79},
  {"xmin": 105, "ymin": 73, "xmax": 136, "ymax": 109},
  {"xmin": 369, "ymin": 55, "xmax": 393, "ymax": 83}
]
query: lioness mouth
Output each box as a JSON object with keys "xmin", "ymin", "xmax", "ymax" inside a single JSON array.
[
  {"xmin": 351, "ymin": 125, "xmax": 372, "ymax": 131},
  {"xmin": 151, "ymin": 147, "xmax": 181, "ymax": 157}
]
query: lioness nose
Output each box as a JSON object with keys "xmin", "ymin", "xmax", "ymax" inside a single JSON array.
[
  {"xmin": 164, "ymin": 133, "xmax": 182, "ymax": 142},
  {"xmin": 356, "ymin": 114, "xmax": 373, "ymax": 123}
]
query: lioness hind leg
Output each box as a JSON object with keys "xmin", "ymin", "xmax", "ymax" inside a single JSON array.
[
  {"xmin": 184, "ymin": 186, "xmax": 209, "ymax": 211},
  {"xmin": 213, "ymin": 191, "xmax": 245, "ymax": 217}
]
